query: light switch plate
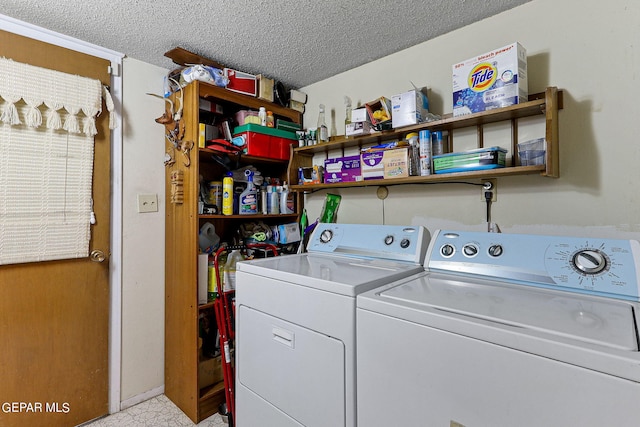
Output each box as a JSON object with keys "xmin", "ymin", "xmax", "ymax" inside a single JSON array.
[{"xmin": 137, "ymin": 194, "xmax": 158, "ymax": 213}]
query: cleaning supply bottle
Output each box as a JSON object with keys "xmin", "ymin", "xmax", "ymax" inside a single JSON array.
[
  {"xmin": 269, "ymin": 186, "xmax": 280, "ymax": 214},
  {"xmin": 317, "ymin": 104, "xmax": 328, "ymax": 144},
  {"xmin": 344, "ymin": 96, "xmax": 352, "ymax": 138},
  {"xmin": 260, "ymin": 185, "xmax": 268, "ymax": 214},
  {"xmin": 280, "ymin": 181, "xmax": 293, "ymax": 214},
  {"xmin": 239, "ymin": 170, "xmax": 258, "ymax": 215},
  {"xmin": 223, "ymin": 250, "xmax": 244, "ymax": 292},
  {"xmin": 222, "ymin": 172, "xmax": 234, "ymax": 215},
  {"xmin": 258, "ymin": 107, "xmax": 267, "ymax": 126}
]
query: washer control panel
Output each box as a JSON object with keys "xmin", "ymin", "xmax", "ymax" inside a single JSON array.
[
  {"xmin": 307, "ymin": 223, "xmax": 430, "ymax": 264},
  {"xmin": 427, "ymin": 230, "xmax": 640, "ymax": 301}
]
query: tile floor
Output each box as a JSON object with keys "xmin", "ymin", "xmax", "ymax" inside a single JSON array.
[{"xmin": 82, "ymin": 394, "xmax": 226, "ymax": 427}]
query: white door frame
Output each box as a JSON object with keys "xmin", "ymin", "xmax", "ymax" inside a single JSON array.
[{"xmin": 0, "ymin": 13, "xmax": 125, "ymax": 415}]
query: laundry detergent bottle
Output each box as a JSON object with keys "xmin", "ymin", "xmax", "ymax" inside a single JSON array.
[{"xmin": 239, "ymin": 170, "xmax": 258, "ymax": 215}]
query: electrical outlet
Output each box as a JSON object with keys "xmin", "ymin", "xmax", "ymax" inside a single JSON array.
[
  {"xmin": 480, "ymin": 179, "xmax": 497, "ymax": 202},
  {"xmin": 137, "ymin": 193, "xmax": 158, "ymax": 213}
]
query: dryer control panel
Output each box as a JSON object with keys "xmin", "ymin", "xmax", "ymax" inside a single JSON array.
[
  {"xmin": 427, "ymin": 230, "xmax": 640, "ymax": 301},
  {"xmin": 307, "ymin": 223, "xmax": 430, "ymax": 264}
]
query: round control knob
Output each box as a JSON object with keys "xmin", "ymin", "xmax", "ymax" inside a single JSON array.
[
  {"xmin": 463, "ymin": 244, "xmax": 478, "ymax": 257},
  {"xmin": 319, "ymin": 229, "xmax": 333, "ymax": 243},
  {"xmin": 488, "ymin": 244, "xmax": 503, "ymax": 257},
  {"xmin": 440, "ymin": 244, "xmax": 455, "ymax": 257},
  {"xmin": 400, "ymin": 238, "xmax": 410, "ymax": 249},
  {"xmin": 384, "ymin": 235, "xmax": 394, "ymax": 245},
  {"xmin": 573, "ymin": 249, "xmax": 607, "ymax": 275}
]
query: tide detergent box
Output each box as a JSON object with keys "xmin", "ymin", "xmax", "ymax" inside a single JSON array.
[{"xmin": 452, "ymin": 42, "xmax": 528, "ymax": 117}]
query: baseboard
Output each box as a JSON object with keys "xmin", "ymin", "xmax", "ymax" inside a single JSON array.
[{"xmin": 119, "ymin": 385, "xmax": 165, "ymax": 411}]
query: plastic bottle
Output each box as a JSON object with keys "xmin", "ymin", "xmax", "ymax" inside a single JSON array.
[
  {"xmin": 317, "ymin": 104, "xmax": 328, "ymax": 143},
  {"xmin": 207, "ymin": 259, "xmax": 217, "ymax": 301},
  {"xmin": 280, "ymin": 181, "xmax": 293, "ymax": 214},
  {"xmin": 260, "ymin": 186, "xmax": 268, "ymax": 214},
  {"xmin": 258, "ymin": 107, "xmax": 267, "ymax": 126},
  {"xmin": 223, "ymin": 250, "xmax": 244, "ymax": 292},
  {"xmin": 344, "ymin": 96, "xmax": 352, "ymax": 138},
  {"xmin": 266, "ymin": 110, "xmax": 275, "ymax": 128},
  {"xmin": 239, "ymin": 170, "xmax": 258, "ymax": 215},
  {"xmin": 222, "ymin": 172, "xmax": 234, "ymax": 215},
  {"xmin": 432, "ymin": 131, "xmax": 444, "ymax": 156},
  {"xmin": 269, "ymin": 186, "xmax": 280, "ymax": 214},
  {"xmin": 419, "ymin": 130, "xmax": 432, "ymax": 176}
]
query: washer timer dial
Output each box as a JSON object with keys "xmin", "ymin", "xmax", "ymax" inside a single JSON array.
[{"xmin": 572, "ymin": 249, "xmax": 608, "ymax": 275}]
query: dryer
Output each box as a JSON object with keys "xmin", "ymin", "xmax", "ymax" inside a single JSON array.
[
  {"xmin": 357, "ymin": 230, "xmax": 640, "ymax": 427},
  {"xmin": 235, "ymin": 223, "xmax": 430, "ymax": 427}
]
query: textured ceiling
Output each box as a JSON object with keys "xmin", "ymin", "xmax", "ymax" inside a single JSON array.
[{"xmin": 1, "ymin": 0, "xmax": 531, "ymax": 88}]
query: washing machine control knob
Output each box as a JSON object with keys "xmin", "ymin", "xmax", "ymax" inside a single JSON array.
[
  {"xmin": 400, "ymin": 238, "xmax": 410, "ymax": 249},
  {"xmin": 319, "ymin": 229, "xmax": 333, "ymax": 243},
  {"xmin": 488, "ymin": 244, "xmax": 503, "ymax": 257},
  {"xmin": 440, "ymin": 244, "xmax": 455, "ymax": 257},
  {"xmin": 384, "ymin": 235, "xmax": 394, "ymax": 245},
  {"xmin": 463, "ymin": 244, "xmax": 478, "ymax": 257},
  {"xmin": 573, "ymin": 249, "xmax": 607, "ymax": 275}
]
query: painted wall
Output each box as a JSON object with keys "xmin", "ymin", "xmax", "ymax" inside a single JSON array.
[
  {"xmin": 120, "ymin": 57, "xmax": 167, "ymax": 404},
  {"xmin": 300, "ymin": 0, "xmax": 640, "ymax": 240}
]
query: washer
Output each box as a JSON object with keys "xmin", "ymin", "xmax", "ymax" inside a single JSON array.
[
  {"xmin": 235, "ymin": 223, "xmax": 430, "ymax": 427},
  {"xmin": 357, "ymin": 230, "xmax": 640, "ymax": 427}
]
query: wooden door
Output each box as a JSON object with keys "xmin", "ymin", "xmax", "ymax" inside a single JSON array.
[{"xmin": 0, "ymin": 30, "xmax": 111, "ymax": 427}]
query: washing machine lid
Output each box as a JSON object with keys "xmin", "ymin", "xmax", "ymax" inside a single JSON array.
[
  {"xmin": 375, "ymin": 272, "xmax": 639, "ymax": 351},
  {"xmin": 238, "ymin": 253, "xmax": 425, "ymax": 296}
]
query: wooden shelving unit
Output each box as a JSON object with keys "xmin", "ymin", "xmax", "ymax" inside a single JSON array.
[
  {"xmin": 288, "ymin": 87, "xmax": 562, "ymax": 190},
  {"xmin": 165, "ymin": 81, "xmax": 303, "ymax": 423}
]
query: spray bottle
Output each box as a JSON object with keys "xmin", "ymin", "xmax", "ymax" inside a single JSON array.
[
  {"xmin": 280, "ymin": 181, "xmax": 293, "ymax": 214},
  {"xmin": 239, "ymin": 170, "xmax": 258, "ymax": 215}
]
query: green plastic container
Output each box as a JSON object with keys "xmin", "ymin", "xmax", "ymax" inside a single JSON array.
[
  {"xmin": 233, "ymin": 123, "xmax": 297, "ymax": 140},
  {"xmin": 433, "ymin": 146, "xmax": 507, "ymax": 174}
]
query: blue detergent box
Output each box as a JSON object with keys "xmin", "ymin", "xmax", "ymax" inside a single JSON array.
[
  {"xmin": 452, "ymin": 43, "xmax": 528, "ymax": 117},
  {"xmin": 433, "ymin": 147, "xmax": 507, "ymax": 174}
]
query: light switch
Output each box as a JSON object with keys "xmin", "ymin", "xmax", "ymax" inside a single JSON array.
[{"xmin": 137, "ymin": 193, "xmax": 158, "ymax": 213}]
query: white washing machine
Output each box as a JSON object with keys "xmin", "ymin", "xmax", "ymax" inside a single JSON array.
[
  {"xmin": 235, "ymin": 223, "xmax": 430, "ymax": 427},
  {"xmin": 357, "ymin": 230, "xmax": 640, "ymax": 427}
]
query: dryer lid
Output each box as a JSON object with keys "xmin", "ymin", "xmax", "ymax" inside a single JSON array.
[{"xmin": 239, "ymin": 253, "xmax": 425, "ymax": 296}]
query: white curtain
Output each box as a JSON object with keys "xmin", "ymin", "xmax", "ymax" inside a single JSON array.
[{"xmin": 0, "ymin": 57, "xmax": 112, "ymax": 265}]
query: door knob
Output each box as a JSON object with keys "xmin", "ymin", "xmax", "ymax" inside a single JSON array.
[{"xmin": 90, "ymin": 250, "xmax": 106, "ymax": 263}]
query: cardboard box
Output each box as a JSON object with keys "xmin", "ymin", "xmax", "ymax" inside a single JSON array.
[
  {"xmin": 257, "ymin": 74, "xmax": 274, "ymax": 102},
  {"xmin": 351, "ymin": 108, "xmax": 368, "ymax": 123},
  {"xmin": 290, "ymin": 89, "xmax": 307, "ymax": 104},
  {"xmin": 198, "ymin": 356, "xmax": 223, "ymax": 389},
  {"xmin": 298, "ymin": 166, "xmax": 324, "ymax": 185},
  {"xmin": 382, "ymin": 148, "xmax": 409, "ymax": 179},
  {"xmin": 391, "ymin": 90, "xmax": 429, "ymax": 128},
  {"xmin": 346, "ymin": 121, "xmax": 372, "ymax": 137},
  {"xmin": 198, "ymin": 123, "xmax": 217, "ymax": 148},
  {"xmin": 452, "ymin": 42, "xmax": 527, "ymax": 117},
  {"xmin": 199, "ymin": 98, "xmax": 223, "ymax": 114},
  {"xmin": 289, "ymin": 99, "xmax": 305, "ymax": 113},
  {"xmin": 361, "ymin": 151, "xmax": 384, "ymax": 180},
  {"xmin": 324, "ymin": 155, "xmax": 362, "ymax": 183},
  {"xmin": 224, "ymin": 68, "xmax": 258, "ymax": 97},
  {"xmin": 365, "ymin": 97, "xmax": 392, "ymax": 128}
]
